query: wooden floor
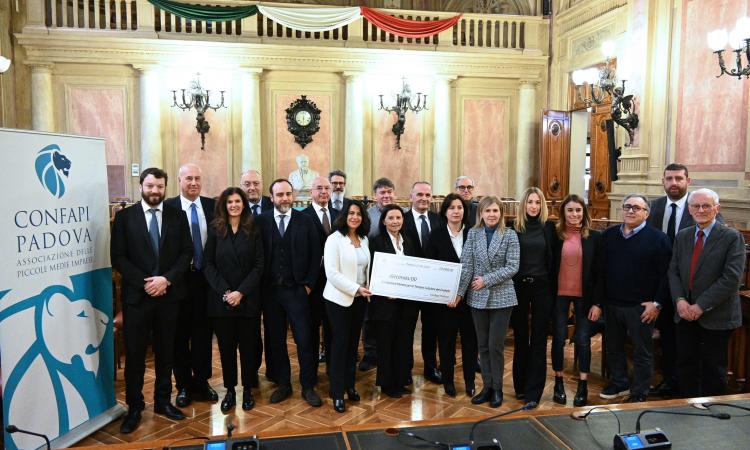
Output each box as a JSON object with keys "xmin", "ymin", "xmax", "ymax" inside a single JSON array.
[{"xmin": 74, "ymin": 331, "xmax": 623, "ymax": 447}]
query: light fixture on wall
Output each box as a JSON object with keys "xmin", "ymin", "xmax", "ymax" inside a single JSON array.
[
  {"xmin": 171, "ymin": 74, "xmax": 226, "ymax": 150},
  {"xmin": 0, "ymin": 55, "xmax": 11, "ymax": 73},
  {"xmin": 378, "ymin": 77, "xmax": 428, "ymax": 150},
  {"xmin": 707, "ymin": 16, "xmax": 750, "ymax": 79},
  {"xmin": 571, "ymin": 41, "xmax": 639, "ymax": 146}
]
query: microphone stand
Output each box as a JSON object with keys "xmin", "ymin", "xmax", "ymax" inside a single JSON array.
[{"xmin": 5, "ymin": 425, "xmax": 51, "ymax": 450}]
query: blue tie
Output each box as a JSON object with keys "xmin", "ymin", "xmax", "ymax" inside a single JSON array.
[
  {"xmin": 278, "ymin": 214, "xmax": 287, "ymax": 237},
  {"xmin": 252, "ymin": 204, "xmax": 260, "ymax": 217},
  {"xmin": 148, "ymin": 208, "xmax": 160, "ymax": 274},
  {"xmin": 419, "ymin": 214, "xmax": 430, "ymax": 251},
  {"xmin": 190, "ymin": 203, "xmax": 203, "ymax": 270}
]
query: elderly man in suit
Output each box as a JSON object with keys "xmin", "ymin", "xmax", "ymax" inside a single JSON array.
[
  {"xmin": 303, "ymin": 176, "xmax": 339, "ymax": 375},
  {"xmin": 255, "ymin": 179, "xmax": 323, "ymax": 406},
  {"xmin": 164, "ymin": 163, "xmax": 218, "ymax": 408},
  {"xmin": 111, "ymin": 167, "xmax": 193, "ymax": 433},
  {"xmin": 668, "ymin": 188, "xmax": 745, "ymax": 398},
  {"xmin": 455, "ymin": 176, "xmax": 478, "ymax": 227},
  {"xmin": 402, "ymin": 181, "xmax": 442, "ymax": 384}
]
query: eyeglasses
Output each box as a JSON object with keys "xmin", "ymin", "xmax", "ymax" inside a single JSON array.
[
  {"xmin": 622, "ymin": 204, "xmax": 647, "ymax": 212},
  {"xmin": 241, "ymin": 182, "xmax": 260, "ymax": 188},
  {"xmin": 331, "ymin": 181, "xmax": 345, "ymax": 186},
  {"xmin": 688, "ymin": 203, "xmax": 714, "ymax": 211},
  {"xmin": 456, "ymin": 185, "xmax": 474, "ymax": 191}
]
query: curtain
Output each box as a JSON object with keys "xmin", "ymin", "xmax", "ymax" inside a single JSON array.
[
  {"xmin": 360, "ymin": 7, "xmax": 461, "ymax": 38},
  {"xmin": 148, "ymin": 0, "xmax": 258, "ymax": 22},
  {"xmin": 257, "ymin": 6, "xmax": 361, "ymax": 32}
]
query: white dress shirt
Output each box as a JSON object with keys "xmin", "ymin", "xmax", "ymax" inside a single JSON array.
[
  {"xmin": 411, "ymin": 208, "xmax": 432, "ymax": 244},
  {"xmin": 274, "ymin": 208, "xmax": 292, "ymax": 230},
  {"xmin": 661, "ymin": 193, "xmax": 688, "ymax": 233},
  {"xmin": 387, "ymin": 232, "xmax": 405, "ymax": 255},
  {"xmin": 311, "ymin": 201, "xmax": 330, "ymax": 225},
  {"xmin": 141, "ymin": 199, "xmax": 163, "ymax": 233},
  {"xmin": 331, "ymin": 192, "xmax": 345, "ymax": 210},
  {"xmin": 448, "ymin": 224, "xmax": 464, "ymax": 258},
  {"xmin": 180, "ymin": 195, "xmax": 208, "ymax": 249}
]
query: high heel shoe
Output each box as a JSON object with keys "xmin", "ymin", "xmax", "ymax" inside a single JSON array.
[
  {"xmin": 346, "ymin": 388, "xmax": 360, "ymax": 401},
  {"xmin": 444, "ymin": 383, "xmax": 457, "ymax": 397},
  {"xmin": 220, "ymin": 389, "xmax": 236, "ymax": 413},
  {"xmin": 553, "ymin": 377, "xmax": 567, "ymax": 405},
  {"xmin": 333, "ymin": 399, "xmax": 345, "ymax": 413},
  {"xmin": 242, "ymin": 390, "xmax": 255, "ymax": 411}
]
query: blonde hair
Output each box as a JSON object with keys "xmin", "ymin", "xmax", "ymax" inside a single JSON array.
[
  {"xmin": 515, "ymin": 187, "xmax": 548, "ymax": 233},
  {"xmin": 475, "ymin": 196, "xmax": 505, "ymax": 233}
]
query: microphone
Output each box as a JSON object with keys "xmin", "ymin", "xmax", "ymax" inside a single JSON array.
[
  {"xmin": 633, "ymin": 409, "xmax": 730, "ymax": 433},
  {"xmin": 5, "ymin": 425, "xmax": 52, "ymax": 450},
  {"xmin": 613, "ymin": 409, "xmax": 731, "ymax": 449}
]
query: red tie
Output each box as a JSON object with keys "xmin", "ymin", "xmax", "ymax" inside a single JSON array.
[{"xmin": 688, "ymin": 230, "xmax": 704, "ymax": 291}]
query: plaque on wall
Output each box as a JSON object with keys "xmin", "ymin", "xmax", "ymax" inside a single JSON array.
[{"xmin": 285, "ymin": 95, "xmax": 321, "ymax": 148}]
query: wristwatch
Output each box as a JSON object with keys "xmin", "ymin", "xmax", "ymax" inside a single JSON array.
[{"xmin": 652, "ymin": 301, "xmax": 662, "ymax": 310}]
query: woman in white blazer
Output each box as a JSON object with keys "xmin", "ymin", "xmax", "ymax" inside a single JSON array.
[{"xmin": 323, "ymin": 200, "xmax": 372, "ymax": 413}]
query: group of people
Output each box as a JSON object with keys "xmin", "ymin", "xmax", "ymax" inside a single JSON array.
[{"xmin": 110, "ymin": 162, "xmax": 745, "ymax": 434}]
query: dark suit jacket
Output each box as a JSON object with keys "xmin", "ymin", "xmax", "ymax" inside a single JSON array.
[
  {"xmin": 668, "ymin": 222, "xmax": 746, "ymax": 330},
  {"xmin": 467, "ymin": 201, "xmax": 478, "ymax": 227},
  {"xmin": 202, "ymin": 225, "xmax": 264, "ymax": 317},
  {"xmin": 255, "ymin": 209, "xmax": 321, "ymax": 288},
  {"xmin": 425, "ymin": 222, "xmax": 470, "ymax": 311},
  {"xmin": 403, "ymin": 209, "xmax": 441, "ymax": 257},
  {"xmin": 368, "ymin": 233, "xmax": 419, "ymax": 321},
  {"xmin": 550, "ymin": 228, "xmax": 604, "ymax": 309},
  {"xmin": 648, "ymin": 194, "xmax": 724, "ymax": 236},
  {"xmin": 302, "ymin": 204, "xmax": 340, "ymax": 253},
  {"xmin": 110, "ymin": 202, "xmax": 193, "ymax": 304},
  {"xmin": 328, "ymin": 196, "xmax": 351, "ymax": 212}
]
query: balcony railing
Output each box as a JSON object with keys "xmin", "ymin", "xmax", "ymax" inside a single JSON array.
[{"xmin": 29, "ymin": 0, "xmax": 548, "ymax": 53}]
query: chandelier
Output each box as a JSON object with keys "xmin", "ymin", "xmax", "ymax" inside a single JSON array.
[
  {"xmin": 379, "ymin": 78, "xmax": 428, "ymax": 150},
  {"xmin": 571, "ymin": 41, "xmax": 639, "ymax": 146},
  {"xmin": 707, "ymin": 16, "xmax": 750, "ymax": 79},
  {"xmin": 171, "ymin": 74, "xmax": 226, "ymax": 150}
]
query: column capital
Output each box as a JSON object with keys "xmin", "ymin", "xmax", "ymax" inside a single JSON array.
[
  {"xmin": 342, "ymin": 71, "xmax": 364, "ymax": 81},
  {"xmin": 25, "ymin": 62, "xmax": 54, "ymax": 72},
  {"xmin": 434, "ymin": 74, "xmax": 458, "ymax": 83},
  {"xmin": 238, "ymin": 67, "xmax": 263, "ymax": 78},
  {"xmin": 131, "ymin": 63, "xmax": 159, "ymax": 74},
  {"xmin": 518, "ymin": 78, "xmax": 541, "ymax": 87}
]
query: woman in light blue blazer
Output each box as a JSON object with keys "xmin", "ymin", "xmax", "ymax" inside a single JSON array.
[
  {"xmin": 323, "ymin": 200, "xmax": 372, "ymax": 413},
  {"xmin": 455, "ymin": 196, "xmax": 520, "ymax": 408}
]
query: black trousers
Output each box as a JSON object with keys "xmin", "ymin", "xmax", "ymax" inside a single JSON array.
[
  {"xmin": 676, "ymin": 320, "xmax": 733, "ymax": 398},
  {"xmin": 552, "ymin": 296, "xmax": 591, "ymax": 373},
  {"xmin": 420, "ymin": 303, "xmax": 440, "ymax": 372},
  {"xmin": 173, "ymin": 270, "xmax": 213, "ymax": 391},
  {"xmin": 264, "ymin": 284, "xmax": 317, "ymax": 389},
  {"xmin": 605, "ymin": 304, "xmax": 654, "ymax": 397},
  {"xmin": 655, "ymin": 299, "xmax": 677, "ymax": 385},
  {"xmin": 310, "ymin": 275, "xmax": 332, "ymax": 376},
  {"xmin": 123, "ymin": 299, "xmax": 179, "ymax": 410},
  {"xmin": 325, "ymin": 297, "xmax": 367, "ymax": 399},
  {"xmin": 213, "ymin": 316, "xmax": 260, "ymax": 389},
  {"xmin": 374, "ymin": 301, "xmax": 419, "ymax": 390},
  {"xmin": 436, "ymin": 304, "xmax": 477, "ymax": 387},
  {"xmin": 510, "ymin": 278, "xmax": 553, "ymax": 402},
  {"xmin": 254, "ymin": 309, "xmax": 281, "ymax": 382},
  {"xmin": 361, "ymin": 303, "xmax": 377, "ymax": 363}
]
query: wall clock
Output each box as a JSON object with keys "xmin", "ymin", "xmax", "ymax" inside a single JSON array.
[{"xmin": 285, "ymin": 95, "xmax": 321, "ymax": 148}]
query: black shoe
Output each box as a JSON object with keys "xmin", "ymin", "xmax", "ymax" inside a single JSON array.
[
  {"xmin": 651, "ymin": 381, "xmax": 674, "ymax": 397},
  {"xmin": 249, "ymin": 372, "xmax": 260, "ymax": 388},
  {"xmin": 358, "ymin": 359, "xmax": 376, "ymax": 371},
  {"xmin": 220, "ymin": 389, "xmax": 236, "ymax": 413},
  {"xmin": 524, "ymin": 401, "xmax": 539, "ymax": 410},
  {"xmin": 195, "ymin": 383, "xmax": 219, "ymax": 402},
  {"xmin": 628, "ymin": 394, "xmax": 647, "ymax": 403},
  {"xmin": 242, "ymin": 390, "xmax": 255, "ymax": 411},
  {"xmin": 444, "ymin": 383, "xmax": 457, "ymax": 397},
  {"xmin": 553, "ymin": 377, "xmax": 567, "ymax": 405},
  {"xmin": 396, "ymin": 386, "xmax": 411, "ymax": 395},
  {"xmin": 346, "ymin": 388, "xmax": 361, "ymax": 401},
  {"xmin": 119, "ymin": 409, "xmax": 141, "ymax": 434},
  {"xmin": 471, "ymin": 387, "xmax": 493, "ymax": 405},
  {"xmin": 599, "ymin": 384, "xmax": 630, "ymax": 400},
  {"xmin": 302, "ymin": 388, "xmax": 323, "ymax": 407},
  {"xmin": 466, "ymin": 382, "xmax": 476, "ymax": 397},
  {"xmin": 270, "ymin": 385, "xmax": 292, "ymax": 404},
  {"xmin": 573, "ymin": 381, "xmax": 588, "ymax": 407},
  {"xmin": 490, "ymin": 390, "xmax": 503, "ymax": 408},
  {"xmin": 333, "ymin": 398, "xmax": 346, "ymax": 413},
  {"xmin": 382, "ymin": 387, "xmax": 402, "ymax": 398},
  {"xmin": 424, "ymin": 368, "xmax": 443, "ymax": 384},
  {"xmin": 154, "ymin": 402, "xmax": 186, "ymax": 420},
  {"xmin": 175, "ymin": 388, "xmax": 192, "ymax": 407}
]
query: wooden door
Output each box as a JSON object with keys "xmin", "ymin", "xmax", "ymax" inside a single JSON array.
[
  {"xmin": 588, "ymin": 106, "xmax": 613, "ymax": 219},
  {"xmin": 540, "ymin": 110, "xmax": 571, "ymax": 215}
]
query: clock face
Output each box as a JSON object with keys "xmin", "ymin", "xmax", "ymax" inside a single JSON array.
[{"xmin": 295, "ymin": 110, "xmax": 312, "ymax": 127}]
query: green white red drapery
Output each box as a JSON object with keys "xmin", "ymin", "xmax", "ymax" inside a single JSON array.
[{"xmin": 359, "ymin": 7, "xmax": 462, "ymax": 39}]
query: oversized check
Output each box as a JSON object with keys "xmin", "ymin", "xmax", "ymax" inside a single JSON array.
[{"xmin": 369, "ymin": 252, "xmax": 462, "ymax": 304}]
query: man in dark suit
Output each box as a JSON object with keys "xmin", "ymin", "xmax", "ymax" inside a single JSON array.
[
  {"xmin": 328, "ymin": 169, "xmax": 350, "ymax": 211},
  {"xmin": 111, "ymin": 167, "xmax": 193, "ymax": 434},
  {"xmin": 303, "ymin": 176, "xmax": 339, "ymax": 375},
  {"xmin": 402, "ymin": 181, "xmax": 442, "ymax": 384},
  {"xmin": 668, "ymin": 188, "xmax": 745, "ymax": 398},
  {"xmin": 455, "ymin": 175, "xmax": 478, "ymax": 227},
  {"xmin": 255, "ymin": 179, "xmax": 323, "ymax": 406},
  {"xmin": 241, "ymin": 168, "xmax": 275, "ymax": 384},
  {"xmin": 164, "ymin": 163, "xmax": 218, "ymax": 408}
]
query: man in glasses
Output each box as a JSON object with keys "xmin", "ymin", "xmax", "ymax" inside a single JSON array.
[
  {"xmin": 328, "ymin": 170, "xmax": 350, "ymax": 212},
  {"xmin": 455, "ymin": 176, "xmax": 477, "ymax": 226},
  {"xmin": 600, "ymin": 194, "xmax": 672, "ymax": 403},
  {"xmin": 669, "ymin": 188, "xmax": 745, "ymax": 398}
]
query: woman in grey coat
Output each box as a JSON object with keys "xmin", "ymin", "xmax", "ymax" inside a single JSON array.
[{"xmin": 455, "ymin": 196, "xmax": 520, "ymax": 408}]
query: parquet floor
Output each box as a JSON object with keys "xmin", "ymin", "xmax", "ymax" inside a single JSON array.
[{"xmin": 74, "ymin": 328, "xmax": 616, "ymax": 447}]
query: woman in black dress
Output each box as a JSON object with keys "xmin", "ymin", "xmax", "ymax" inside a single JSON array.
[{"xmin": 203, "ymin": 187, "xmax": 264, "ymax": 413}]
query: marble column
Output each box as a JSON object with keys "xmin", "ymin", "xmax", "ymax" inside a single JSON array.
[
  {"xmin": 343, "ymin": 72, "xmax": 364, "ymax": 196},
  {"xmin": 134, "ymin": 64, "xmax": 163, "ymax": 169},
  {"xmin": 29, "ymin": 63, "xmax": 54, "ymax": 132},
  {"xmin": 515, "ymin": 79, "xmax": 538, "ymax": 198},
  {"xmin": 432, "ymin": 75, "xmax": 455, "ymax": 195},
  {"xmin": 239, "ymin": 68, "xmax": 263, "ymax": 172}
]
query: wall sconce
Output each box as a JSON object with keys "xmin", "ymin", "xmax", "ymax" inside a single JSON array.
[
  {"xmin": 171, "ymin": 74, "xmax": 226, "ymax": 150},
  {"xmin": 707, "ymin": 16, "xmax": 750, "ymax": 79},
  {"xmin": 0, "ymin": 55, "xmax": 11, "ymax": 73},
  {"xmin": 572, "ymin": 41, "xmax": 639, "ymax": 146},
  {"xmin": 378, "ymin": 77, "xmax": 427, "ymax": 149}
]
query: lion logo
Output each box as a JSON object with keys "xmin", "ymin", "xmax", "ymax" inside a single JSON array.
[{"xmin": 34, "ymin": 144, "xmax": 72, "ymax": 198}]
